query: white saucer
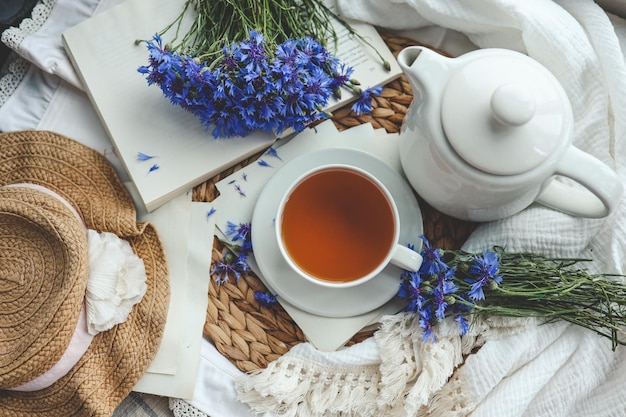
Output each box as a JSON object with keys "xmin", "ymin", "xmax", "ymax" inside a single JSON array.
[{"xmin": 251, "ymin": 147, "xmax": 423, "ymax": 318}]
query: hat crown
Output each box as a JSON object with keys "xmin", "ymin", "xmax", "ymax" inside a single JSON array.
[{"xmin": 0, "ymin": 187, "xmax": 89, "ymax": 389}]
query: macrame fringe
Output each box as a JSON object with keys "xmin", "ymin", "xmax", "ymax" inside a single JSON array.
[
  {"xmin": 423, "ymin": 369, "xmax": 476, "ymax": 417},
  {"xmin": 376, "ymin": 314, "xmax": 474, "ymax": 416},
  {"xmin": 235, "ymin": 355, "xmax": 383, "ymax": 417},
  {"xmin": 236, "ymin": 315, "xmax": 532, "ymax": 417},
  {"xmin": 375, "ymin": 313, "xmax": 417, "ymax": 409}
]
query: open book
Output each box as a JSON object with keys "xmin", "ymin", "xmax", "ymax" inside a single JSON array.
[{"xmin": 62, "ymin": 0, "xmax": 402, "ymax": 212}]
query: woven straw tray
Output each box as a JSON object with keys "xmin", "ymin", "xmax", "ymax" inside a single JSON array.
[{"xmin": 192, "ymin": 33, "xmax": 478, "ymax": 373}]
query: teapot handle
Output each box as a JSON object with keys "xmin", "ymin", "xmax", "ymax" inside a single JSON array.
[{"xmin": 535, "ymin": 147, "xmax": 623, "ymax": 218}]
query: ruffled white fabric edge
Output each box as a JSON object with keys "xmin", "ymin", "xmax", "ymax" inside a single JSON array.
[
  {"xmin": 0, "ymin": 55, "xmax": 30, "ymax": 107},
  {"xmin": 0, "ymin": 0, "xmax": 55, "ymax": 107},
  {"xmin": 1, "ymin": 0, "xmax": 56, "ymax": 51}
]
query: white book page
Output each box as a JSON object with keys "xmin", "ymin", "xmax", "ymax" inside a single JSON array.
[
  {"xmin": 131, "ymin": 188, "xmax": 215, "ymax": 399},
  {"xmin": 325, "ymin": 7, "xmax": 403, "ymax": 112}
]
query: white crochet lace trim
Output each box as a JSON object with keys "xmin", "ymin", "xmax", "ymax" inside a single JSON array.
[
  {"xmin": 0, "ymin": 55, "xmax": 29, "ymax": 107},
  {"xmin": 169, "ymin": 398, "xmax": 210, "ymax": 417},
  {"xmin": 1, "ymin": 0, "xmax": 56, "ymax": 51},
  {"xmin": 0, "ymin": 0, "xmax": 55, "ymax": 107},
  {"xmin": 236, "ymin": 314, "xmax": 532, "ymax": 417}
]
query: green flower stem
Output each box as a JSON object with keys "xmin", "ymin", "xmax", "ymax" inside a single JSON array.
[
  {"xmin": 313, "ymin": 0, "xmax": 392, "ymax": 71},
  {"xmin": 153, "ymin": 0, "xmax": 389, "ymax": 69},
  {"xmin": 444, "ymin": 248, "xmax": 626, "ymax": 349}
]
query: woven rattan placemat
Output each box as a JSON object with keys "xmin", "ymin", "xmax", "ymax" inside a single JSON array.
[{"xmin": 193, "ymin": 33, "xmax": 477, "ymax": 373}]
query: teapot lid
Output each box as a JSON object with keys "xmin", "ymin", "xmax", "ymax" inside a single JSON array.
[{"xmin": 441, "ymin": 50, "xmax": 572, "ymax": 176}]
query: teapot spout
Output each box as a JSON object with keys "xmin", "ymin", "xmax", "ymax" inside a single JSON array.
[{"xmin": 397, "ymin": 46, "xmax": 452, "ymax": 104}]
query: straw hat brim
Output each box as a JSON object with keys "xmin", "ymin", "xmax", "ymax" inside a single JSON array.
[{"xmin": 0, "ymin": 131, "xmax": 170, "ymax": 417}]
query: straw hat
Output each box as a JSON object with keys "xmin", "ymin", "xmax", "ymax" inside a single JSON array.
[{"xmin": 0, "ymin": 130, "xmax": 170, "ymax": 416}]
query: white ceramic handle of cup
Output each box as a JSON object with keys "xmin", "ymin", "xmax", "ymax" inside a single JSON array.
[
  {"xmin": 390, "ymin": 244, "xmax": 423, "ymax": 272},
  {"xmin": 535, "ymin": 146, "xmax": 623, "ymax": 218}
]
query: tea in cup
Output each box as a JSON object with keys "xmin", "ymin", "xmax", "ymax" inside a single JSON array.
[{"xmin": 276, "ymin": 164, "xmax": 422, "ymax": 287}]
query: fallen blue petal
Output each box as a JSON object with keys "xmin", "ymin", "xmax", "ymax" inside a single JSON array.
[
  {"xmin": 254, "ymin": 291, "xmax": 277, "ymax": 306},
  {"xmin": 234, "ymin": 184, "xmax": 246, "ymax": 197},
  {"xmin": 137, "ymin": 152, "xmax": 157, "ymax": 161},
  {"xmin": 265, "ymin": 147, "xmax": 283, "ymax": 161}
]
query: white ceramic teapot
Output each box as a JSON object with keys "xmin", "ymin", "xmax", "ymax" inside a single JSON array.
[{"xmin": 397, "ymin": 46, "xmax": 623, "ymax": 222}]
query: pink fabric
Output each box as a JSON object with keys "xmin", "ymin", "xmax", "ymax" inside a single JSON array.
[
  {"xmin": 3, "ymin": 183, "xmax": 86, "ymax": 231},
  {"xmin": 9, "ymin": 305, "xmax": 94, "ymax": 391}
]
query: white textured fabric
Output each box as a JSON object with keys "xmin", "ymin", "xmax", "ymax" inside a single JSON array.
[
  {"xmin": 0, "ymin": 59, "xmax": 129, "ymax": 180},
  {"xmin": 170, "ymin": 338, "xmax": 269, "ymax": 417},
  {"xmin": 0, "ymin": 0, "xmax": 119, "ymax": 88}
]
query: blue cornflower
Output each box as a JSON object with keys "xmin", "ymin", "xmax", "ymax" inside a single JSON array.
[
  {"xmin": 274, "ymin": 39, "xmax": 299, "ymax": 65},
  {"xmin": 137, "ymin": 34, "xmax": 167, "ymax": 72},
  {"xmin": 397, "ymin": 237, "xmax": 474, "ymax": 342},
  {"xmin": 455, "ymin": 315, "xmax": 470, "ymax": 336},
  {"xmin": 239, "ymin": 31, "xmax": 268, "ymax": 72},
  {"xmin": 468, "ymin": 281, "xmax": 487, "ymax": 301},
  {"xmin": 418, "ymin": 235, "xmax": 448, "ymax": 276},
  {"xmin": 254, "ymin": 291, "xmax": 278, "ymax": 307},
  {"xmin": 298, "ymin": 37, "xmax": 332, "ymax": 67},
  {"xmin": 211, "ymin": 252, "xmax": 247, "ymax": 284},
  {"xmin": 292, "ymin": 70, "xmax": 332, "ymax": 124},
  {"xmin": 330, "ymin": 62, "xmax": 354, "ymax": 90},
  {"xmin": 469, "ymin": 250, "xmax": 502, "ymax": 281},
  {"xmin": 398, "ymin": 270, "xmax": 426, "ymax": 314},
  {"xmin": 419, "ymin": 308, "xmax": 436, "ymax": 343},
  {"xmin": 222, "ymin": 42, "xmax": 241, "ymax": 71},
  {"xmin": 225, "ymin": 221, "xmax": 252, "ymax": 245},
  {"xmin": 466, "ymin": 250, "xmax": 503, "ymax": 300},
  {"xmin": 139, "ymin": 30, "xmax": 379, "ymax": 138},
  {"xmin": 329, "ymin": 63, "xmax": 355, "ymax": 99},
  {"xmin": 137, "ymin": 36, "xmax": 173, "ymax": 86},
  {"xmin": 351, "ymin": 86, "xmax": 383, "ymax": 115},
  {"xmin": 431, "ymin": 267, "xmax": 458, "ymax": 320}
]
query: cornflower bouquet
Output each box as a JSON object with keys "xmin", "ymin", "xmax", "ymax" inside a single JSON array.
[
  {"xmin": 216, "ymin": 222, "xmax": 626, "ymax": 350},
  {"xmin": 401, "ymin": 237, "xmax": 626, "ymax": 350},
  {"xmin": 137, "ymin": 0, "xmax": 388, "ymax": 138}
]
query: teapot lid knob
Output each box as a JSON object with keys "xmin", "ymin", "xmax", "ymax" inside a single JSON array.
[
  {"xmin": 441, "ymin": 50, "xmax": 572, "ymax": 176},
  {"xmin": 490, "ymin": 84, "xmax": 535, "ymax": 127}
]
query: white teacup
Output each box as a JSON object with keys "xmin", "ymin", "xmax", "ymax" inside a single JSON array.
[{"xmin": 275, "ymin": 164, "xmax": 422, "ymax": 288}]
